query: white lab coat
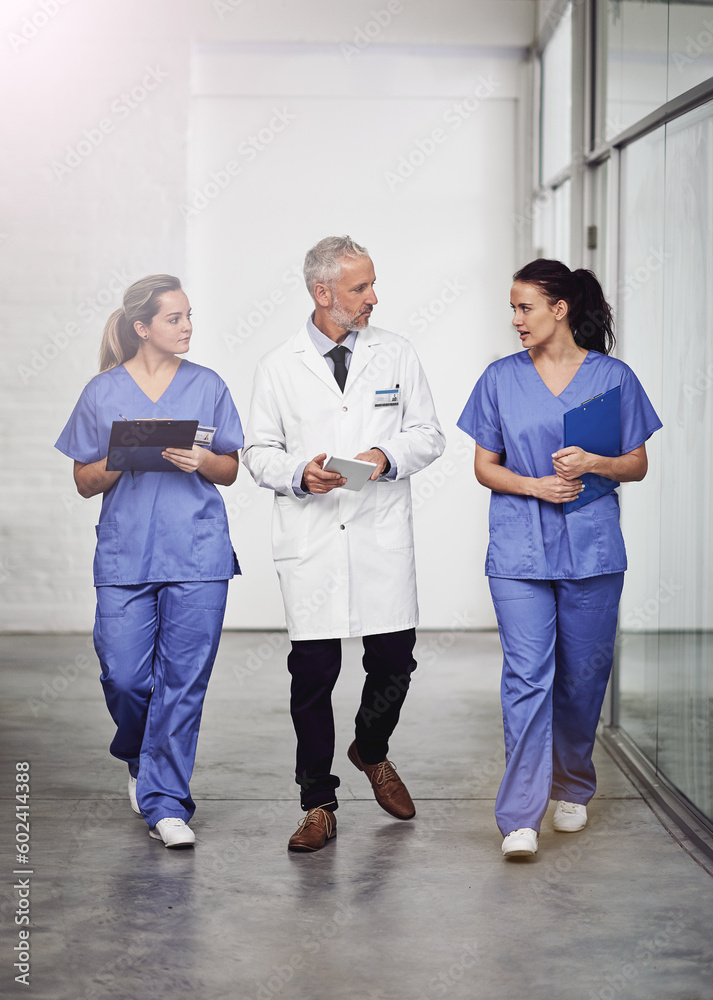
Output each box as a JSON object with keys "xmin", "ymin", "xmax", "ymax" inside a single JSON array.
[{"xmin": 242, "ymin": 323, "xmax": 445, "ymax": 640}]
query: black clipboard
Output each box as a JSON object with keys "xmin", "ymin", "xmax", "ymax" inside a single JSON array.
[
  {"xmin": 106, "ymin": 419, "xmax": 199, "ymax": 472},
  {"xmin": 562, "ymin": 386, "xmax": 620, "ymax": 514}
]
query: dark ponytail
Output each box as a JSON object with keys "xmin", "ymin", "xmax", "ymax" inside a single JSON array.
[{"xmin": 513, "ymin": 259, "xmax": 615, "ymax": 355}]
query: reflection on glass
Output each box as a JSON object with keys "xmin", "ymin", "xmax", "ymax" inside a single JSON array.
[
  {"xmin": 617, "ymin": 102, "xmax": 713, "ymax": 824},
  {"xmin": 617, "ymin": 126, "xmax": 665, "ymax": 766},
  {"xmin": 668, "ymin": 2, "xmax": 713, "ymax": 102},
  {"xmin": 541, "ymin": 4, "xmax": 572, "ymax": 182},
  {"xmin": 657, "ymin": 100, "xmax": 713, "ymax": 820},
  {"xmin": 606, "ymin": 0, "xmax": 668, "ymax": 140}
]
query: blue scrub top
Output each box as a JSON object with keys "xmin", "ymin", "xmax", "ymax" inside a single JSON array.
[
  {"xmin": 457, "ymin": 350, "xmax": 662, "ymax": 580},
  {"xmin": 55, "ymin": 360, "xmax": 244, "ymax": 586}
]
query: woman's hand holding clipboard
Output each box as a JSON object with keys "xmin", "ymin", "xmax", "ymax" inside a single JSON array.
[{"xmin": 558, "ymin": 386, "xmax": 621, "ymax": 513}]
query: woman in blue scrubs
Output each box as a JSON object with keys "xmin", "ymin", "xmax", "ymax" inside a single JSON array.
[
  {"xmin": 55, "ymin": 275, "xmax": 243, "ymax": 849},
  {"xmin": 458, "ymin": 259, "xmax": 661, "ymax": 859}
]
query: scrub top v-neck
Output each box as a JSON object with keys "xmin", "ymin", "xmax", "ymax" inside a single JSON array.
[
  {"xmin": 457, "ymin": 350, "xmax": 662, "ymax": 580},
  {"xmin": 55, "ymin": 360, "xmax": 244, "ymax": 586}
]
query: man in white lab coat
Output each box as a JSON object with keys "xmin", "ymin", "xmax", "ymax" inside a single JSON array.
[{"xmin": 243, "ymin": 236, "xmax": 445, "ymax": 851}]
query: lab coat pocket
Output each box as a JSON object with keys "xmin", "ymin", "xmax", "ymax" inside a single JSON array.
[
  {"xmin": 272, "ymin": 495, "xmax": 309, "ymax": 561},
  {"xmin": 487, "ymin": 517, "xmax": 534, "ymax": 576},
  {"xmin": 93, "ymin": 521, "xmax": 119, "ymax": 585},
  {"xmin": 193, "ymin": 517, "xmax": 235, "ymax": 580},
  {"xmin": 374, "ymin": 480, "xmax": 413, "ymax": 550}
]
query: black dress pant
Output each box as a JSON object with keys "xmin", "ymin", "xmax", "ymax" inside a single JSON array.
[{"xmin": 286, "ymin": 628, "xmax": 417, "ymax": 810}]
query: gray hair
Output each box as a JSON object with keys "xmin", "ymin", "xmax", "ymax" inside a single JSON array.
[{"xmin": 303, "ymin": 235, "xmax": 370, "ymax": 302}]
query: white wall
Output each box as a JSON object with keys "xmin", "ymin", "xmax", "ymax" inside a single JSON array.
[
  {"xmin": 188, "ymin": 44, "xmax": 521, "ymax": 629},
  {"xmin": 0, "ymin": 0, "xmax": 192, "ymax": 631},
  {"xmin": 0, "ymin": 0, "xmax": 533, "ymax": 632}
]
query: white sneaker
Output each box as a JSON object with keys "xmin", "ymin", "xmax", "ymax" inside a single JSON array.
[
  {"xmin": 128, "ymin": 776, "xmax": 141, "ymax": 815},
  {"xmin": 502, "ymin": 828, "xmax": 538, "ymax": 857},
  {"xmin": 149, "ymin": 818, "xmax": 196, "ymax": 849},
  {"xmin": 553, "ymin": 801, "xmax": 587, "ymax": 832}
]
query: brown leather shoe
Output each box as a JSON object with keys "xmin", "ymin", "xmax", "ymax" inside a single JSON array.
[
  {"xmin": 287, "ymin": 806, "xmax": 337, "ymax": 852},
  {"xmin": 347, "ymin": 741, "xmax": 416, "ymax": 820}
]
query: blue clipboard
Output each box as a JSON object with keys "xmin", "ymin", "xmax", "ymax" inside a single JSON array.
[{"xmin": 562, "ymin": 386, "xmax": 620, "ymax": 514}]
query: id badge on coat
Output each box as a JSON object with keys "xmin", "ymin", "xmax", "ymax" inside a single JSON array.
[{"xmin": 375, "ymin": 386, "xmax": 400, "ymax": 407}]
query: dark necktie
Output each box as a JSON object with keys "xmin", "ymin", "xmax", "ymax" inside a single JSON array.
[{"xmin": 327, "ymin": 345, "xmax": 349, "ymax": 392}]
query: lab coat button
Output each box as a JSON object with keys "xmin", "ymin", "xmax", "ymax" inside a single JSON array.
[
  {"xmin": 340, "ymin": 524, "xmax": 345, "ymax": 530},
  {"xmin": 342, "ymin": 406, "xmax": 348, "ymax": 412}
]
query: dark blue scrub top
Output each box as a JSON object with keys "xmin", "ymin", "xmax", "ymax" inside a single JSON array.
[
  {"xmin": 55, "ymin": 360, "xmax": 243, "ymax": 586},
  {"xmin": 457, "ymin": 350, "xmax": 662, "ymax": 580}
]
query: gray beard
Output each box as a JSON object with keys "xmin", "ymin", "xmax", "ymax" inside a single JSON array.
[{"xmin": 328, "ymin": 301, "xmax": 370, "ymax": 332}]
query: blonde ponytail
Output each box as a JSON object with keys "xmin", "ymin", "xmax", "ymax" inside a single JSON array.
[
  {"xmin": 99, "ymin": 308, "xmax": 137, "ymax": 372},
  {"xmin": 98, "ymin": 274, "xmax": 182, "ymax": 372}
]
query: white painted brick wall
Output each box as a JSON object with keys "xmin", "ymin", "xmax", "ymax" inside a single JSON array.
[
  {"xmin": 0, "ymin": 0, "xmax": 533, "ymax": 631},
  {"xmin": 0, "ymin": 0, "xmax": 190, "ymax": 629}
]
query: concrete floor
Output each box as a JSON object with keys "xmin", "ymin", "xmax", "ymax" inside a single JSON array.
[{"xmin": 1, "ymin": 631, "xmax": 712, "ymax": 1000}]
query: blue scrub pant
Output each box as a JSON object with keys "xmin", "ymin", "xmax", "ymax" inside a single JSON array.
[
  {"xmin": 489, "ymin": 573, "xmax": 624, "ymax": 836},
  {"xmin": 93, "ymin": 581, "xmax": 228, "ymax": 829}
]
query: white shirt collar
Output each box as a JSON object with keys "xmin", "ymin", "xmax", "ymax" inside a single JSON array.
[{"xmin": 307, "ymin": 313, "xmax": 358, "ymax": 357}]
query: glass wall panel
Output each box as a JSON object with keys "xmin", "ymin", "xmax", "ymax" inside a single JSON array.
[
  {"xmin": 617, "ymin": 101, "xmax": 713, "ymax": 823},
  {"xmin": 532, "ymin": 179, "xmax": 571, "ymax": 262},
  {"xmin": 668, "ymin": 2, "xmax": 713, "ymax": 102},
  {"xmin": 657, "ymin": 100, "xmax": 713, "ymax": 818},
  {"xmin": 541, "ymin": 3, "xmax": 572, "ymax": 182},
  {"xmin": 606, "ymin": 0, "xmax": 668, "ymax": 140},
  {"xmin": 585, "ymin": 159, "xmax": 610, "ymax": 294},
  {"xmin": 617, "ymin": 126, "xmax": 665, "ymax": 765}
]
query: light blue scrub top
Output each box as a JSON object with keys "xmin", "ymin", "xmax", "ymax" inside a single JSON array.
[
  {"xmin": 457, "ymin": 350, "xmax": 662, "ymax": 580},
  {"xmin": 55, "ymin": 360, "xmax": 243, "ymax": 587}
]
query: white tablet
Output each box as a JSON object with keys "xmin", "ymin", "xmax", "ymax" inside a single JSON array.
[{"xmin": 323, "ymin": 455, "xmax": 378, "ymax": 492}]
